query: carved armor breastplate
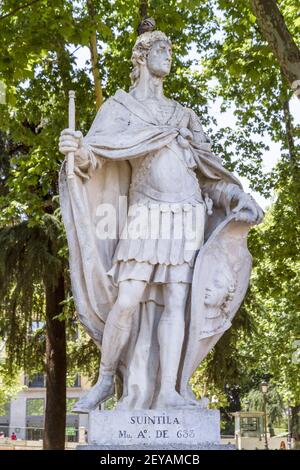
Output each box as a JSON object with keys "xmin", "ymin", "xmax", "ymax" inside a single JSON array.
[{"xmin": 130, "ymin": 142, "xmax": 202, "ymax": 203}]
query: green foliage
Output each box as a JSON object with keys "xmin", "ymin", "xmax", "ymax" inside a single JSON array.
[
  {"xmin": 26, "ymin": 397, "xmax": 45, "ymax": 416},
  {"xmin": 66, "ymin": 324, "xmax": 100, "ymax": 384},
  {"xmin": 238, "ymin": 174, "xmax": 300, "ymax": 407},
  {"xmin": 0, "ymin": 216, "xmax": 62, "ymax": 365},
  {"xmin": 241, "ymin": 385, "xmax": 285, "ymax": 425},
  {"xmin": 0, "ymin": 365, "xmax": 23, "ymax": 415}
]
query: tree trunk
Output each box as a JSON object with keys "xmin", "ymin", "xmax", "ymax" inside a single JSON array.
[
  {"xmin": 250, "ymin": 0, "xmax": 300, "ymax": 98},
  {"xmin": 291, "ymin": 404, "xmax": 300, "ymax": 450},
  {"xmin": 282, "ymin": 96, "xmax": 296, "ymax": 162},
  {"xmin": 43, "ymin": 273, "xmax": 66, "ymax": 450},
  {"xmin": 87, "ymin": 0, "xmax": 103, "ymax": 111},
  {"xmin": 139, "ymin": 0, "xmax": 148, "ymax": 19},
  {"xmin": 280, "ymin": 78, "xmax": 300, "ymax": 215},
  {"xmin": 55, "ymin": 44, "xmax": 73, "ymax": 103}
]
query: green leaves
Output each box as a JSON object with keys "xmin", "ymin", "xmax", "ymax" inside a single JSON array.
[{"xmin": 239, "ymin": 167, "xmax": 300, "ymax": 406}]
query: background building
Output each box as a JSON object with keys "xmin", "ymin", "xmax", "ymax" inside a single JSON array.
[{"xmin": 0, "ymin": 372, "xmax": 89, "ymax": 442}]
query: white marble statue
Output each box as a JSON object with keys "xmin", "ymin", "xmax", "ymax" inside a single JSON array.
[{"xmin": 59, "ymin": 23, "xmax": 263, "ymax": 413}]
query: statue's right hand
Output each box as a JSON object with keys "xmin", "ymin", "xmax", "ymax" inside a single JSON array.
[
  {"xmin": 59, "ymin": 129, "xmax": 83, "ymax": 156},
  {"xmin": 59, "ymin": 129, "xmax": 95, "ymax": 179}
]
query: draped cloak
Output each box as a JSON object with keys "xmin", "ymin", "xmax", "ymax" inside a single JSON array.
[{"xmin": 59, "ymin": 90, "xmax": 253, "ymax": 409}]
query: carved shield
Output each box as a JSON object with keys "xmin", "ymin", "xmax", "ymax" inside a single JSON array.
[{"xmin": 180, "ymin": 213, "xmax": 253, "ymax": 391}]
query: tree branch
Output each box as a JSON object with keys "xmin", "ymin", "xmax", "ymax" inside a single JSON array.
[
  {"xmin": 250, "ymin": 0, "xmax": 300, "ymax": 99},
  {"xmin": 0, "ymin": 0, "xmax": 42, "ymax": 20},
  {"xmin": 139, "ymin": 0, "xmax": 148, "ymax": 19},
  {"xmin": 280, "ymin": 79, "xmax": 297, "ymax": 164},
  {"xmin": 86, "ymin": 0, "xmax": 103, "ymax": 111}
]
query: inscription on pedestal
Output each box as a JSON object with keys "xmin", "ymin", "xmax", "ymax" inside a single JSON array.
[{"xmin": 89, "ymin": 409, "xmax": 220, "ymax": 447}]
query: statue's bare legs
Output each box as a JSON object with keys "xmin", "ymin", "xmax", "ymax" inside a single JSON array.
[
  {"xmin": 153, "ymin": 283, "xmax": 196, "ymax": 409},
  {"xmin": 73, "ymin": 280, "xmax": 146, "ymax": 413},
  {"xmin": 73, "ymin": 280, "xmax": 196, "ymax": 413}
]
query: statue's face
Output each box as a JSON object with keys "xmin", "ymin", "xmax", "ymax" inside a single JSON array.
[
  {"xmin": 147, "ymin": 40, "xmax": 172, "ymax": 78},
  {"xmin": 204, "ymin": 272, "xmax": 231, "ymax": 308}
]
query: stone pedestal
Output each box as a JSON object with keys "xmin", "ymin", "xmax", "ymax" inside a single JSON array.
[{"xmin": 83, "ymin": 408, "xmax": 224, "ymax": 449}]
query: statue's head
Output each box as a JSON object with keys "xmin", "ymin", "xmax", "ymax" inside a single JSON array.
[{"xmin": 130, "ymin": 20, "xmax": 172, "ymax": 89}]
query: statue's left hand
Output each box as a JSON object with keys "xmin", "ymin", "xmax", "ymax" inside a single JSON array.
[{"xmin": 232, "ymin": 192, "xmax": 264, "ymax": 224}]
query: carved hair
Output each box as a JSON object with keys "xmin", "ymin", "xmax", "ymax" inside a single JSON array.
[
  {"xmin": 217, "ymin": 269, "xmax": 237, "ymax": 318},
  {"xmin": 207, "ymin": 261, "xmax": 237, "ymax": 318},
  {"xmin": 130, "ymin": 31, "xmax": 172, "ymax": 90}
]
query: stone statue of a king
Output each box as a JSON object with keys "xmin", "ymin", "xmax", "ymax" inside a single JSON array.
[{"xmin": 59, "ymin": 22, "xmax": 263, "ymax": 413}]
